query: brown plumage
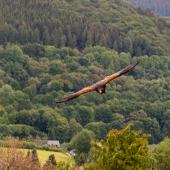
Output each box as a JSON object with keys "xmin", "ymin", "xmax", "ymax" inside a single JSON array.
[{"xmin": 56, "ymin": 62, "xmax": 138, "ymax": 103}]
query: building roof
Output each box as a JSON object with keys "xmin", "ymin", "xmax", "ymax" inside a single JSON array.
[{"xmin": 47, "ymin": 140, "xmax": 60, "ymax": 146}]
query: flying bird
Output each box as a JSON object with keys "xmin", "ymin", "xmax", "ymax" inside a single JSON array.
[{"xmin": 56, "ymin": 62, "xmax": 138, "ymax": 103}]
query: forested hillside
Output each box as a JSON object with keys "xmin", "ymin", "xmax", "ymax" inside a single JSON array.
[
  {"xmin": 128, "ymin": 0, "xmax": 170, "ymax": 16},
  {"xmin": 1, "ymin": 0, "xmax": 170, "ymax": 56},
  {"xmin": 0, "ymin": 0, "xmax": 170, "ymax": 169},
  {"xmin": 0, "ymin": 44, "xmax": 169, "ymax": 144}
]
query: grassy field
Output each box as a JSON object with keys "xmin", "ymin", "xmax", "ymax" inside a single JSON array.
[
  {"xmin": 22, "ymin": 149, "xmax": 74, "ymax": 166},
  {"xmin": 0, "ymin": 147, "xmax": 75, "ymax": 169}
]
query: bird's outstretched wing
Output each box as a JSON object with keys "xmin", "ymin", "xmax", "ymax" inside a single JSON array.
[
  {"xmin": 56, "ymin": 62, "xmax": 139, "ymax": 103},
  {"xmin": 56, "ymin": 86, "xmax": 96, "ymax": 103},
  {"xmin": 103, "ymin": 62, "xmax": 139, "ymax": 84}
]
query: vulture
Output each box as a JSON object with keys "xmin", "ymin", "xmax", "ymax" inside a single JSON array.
[{"xmin": 56, "ymin": 62, "xmax": 138, "ymax": 103}]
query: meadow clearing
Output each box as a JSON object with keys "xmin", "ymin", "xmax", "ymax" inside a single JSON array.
[{"xmin": 23, "ymin": 149, "xmax": 74, "ymax": 165}]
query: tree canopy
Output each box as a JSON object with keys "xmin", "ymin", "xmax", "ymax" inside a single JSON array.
[
  {"xmin": 1, "ymin": 0, "xmax": 170, "ymax": 56},
  {"xmin": 85, "ymin": 125, "xmax": 150, "ymax": 170},
  {"xmin": 0, "ymin": 44, "xmax": 169, "ymax": 144}
]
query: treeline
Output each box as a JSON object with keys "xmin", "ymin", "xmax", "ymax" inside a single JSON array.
[
  {"xmin": 0, "ymin": 44, "xmax": 169, "ymax": 144},
  {"xmin": 1, "ymin": 0, "xmax": 170, "ymax": 56},
  {"xmin": 128, "ymin": 0, "xmax": 170, "ymax": 16}
]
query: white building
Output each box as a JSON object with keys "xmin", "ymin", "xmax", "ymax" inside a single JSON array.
[{"xmin": 47, "ymin": 140, "xmax": 60, "ymax": 147}]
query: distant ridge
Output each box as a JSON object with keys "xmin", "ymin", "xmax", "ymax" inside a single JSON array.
[
  {"xmin": 1, "ymin": 0, "xmax": 170, "ymax": 56},
  {"xmin": 127, "ymin": 0, "xmax": 170, "ymax": 16}
]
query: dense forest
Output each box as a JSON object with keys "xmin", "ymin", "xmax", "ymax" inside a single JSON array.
[
  {"xmin": 0, "ymin": 44, "xmax": 169, "ymax": 145},
  {"xmin": 128, "ymin": 0, "xmax": 170, "ymax": 16},
  {"xmin": 1, "ymin": 0, "xmax": 170, "ymax": 56},
  {"xmin": 0, "ymin": 0, "xmax": 169, "ymax": 144}
]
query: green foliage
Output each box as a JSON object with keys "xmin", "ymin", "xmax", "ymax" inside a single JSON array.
[
  {"xmin": 15, "ymin": 107, "xmax": 69, "ymax": 142},
  {"xmin": 0, "ymin": 124, "xmax": 46, "ymax": 139},
  {"xmin": 0, "ymin": 45, "xmax": 169, "ymax": 144},
  {"xmin": 152, "ymin": 138, "xmax": 170, "ymax": 170},
  {"xmin": 85, "ymin": 121, "xmax": 109, "ymax": 140},
  {"xmin": 85, "ymin": 125, "xmax": 151, "ymax": 170},
  {"xmin": 1, "ymin": 0, "xmax": 170, "ymax": 56},
  {"xmin": 75, "ymin": 106, "xmax": 93, "ymax": 126},
  {"xmin": 67, "ymin": 119, "xmax": 83, "ymax": 141},
  {"xmin": 56, "ymin": 161, "xmax": 75, "ymax": 170},
  {"xmin": 69, "ymin": 129, "xmax": 95, "ymax": 154}
]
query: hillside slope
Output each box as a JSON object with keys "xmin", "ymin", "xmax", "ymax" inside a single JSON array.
[
  {"xmin": 0, "ymin": 44, "xmax": 169, "ymax": 144},
  {"xmin": 1, "ymin": 0, "xmax": 170, "ymax": 56}
]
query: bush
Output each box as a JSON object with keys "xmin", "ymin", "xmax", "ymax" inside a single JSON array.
[{"xmin": 152, "ymin": 138, "xmax": 170, "ymax": 170}]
